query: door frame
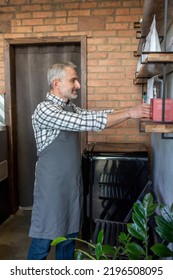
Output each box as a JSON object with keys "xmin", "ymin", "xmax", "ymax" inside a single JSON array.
[{"xmin": 4, "ymin": 36, "xmax": 87, "ymax": 213}]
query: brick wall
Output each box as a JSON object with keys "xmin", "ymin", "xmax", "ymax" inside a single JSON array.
[{"xmin": 0, "ymin": 0, "xmax": 149, "ymax": 145}]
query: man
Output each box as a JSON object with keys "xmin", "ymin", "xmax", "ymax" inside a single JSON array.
[{"xmin": 27, "ymin": 62, "xmax": 150, "ymax": 260}]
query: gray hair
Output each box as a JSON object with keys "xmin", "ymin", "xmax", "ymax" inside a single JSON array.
[{"xmin": 47, "ymin": 62, "xmax": 77, "ymax": 88}]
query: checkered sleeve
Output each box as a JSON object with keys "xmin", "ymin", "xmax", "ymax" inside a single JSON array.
[
  {"xmin": 33, "ymin": 101, "xmax": 110, "ymax": 132},
  {"xmin": 72, "ymin": 103, "xmax": 114, "ymax": 115}
]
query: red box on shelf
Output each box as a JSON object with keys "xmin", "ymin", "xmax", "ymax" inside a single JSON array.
[{"xmin": 150, "ymin": 98, "xmax": 173, "ymax": 121}]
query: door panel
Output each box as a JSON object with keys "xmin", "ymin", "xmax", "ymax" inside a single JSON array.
[{"xmin": 15, "ymin": 43, "xmax": 82, "ymax": 206}]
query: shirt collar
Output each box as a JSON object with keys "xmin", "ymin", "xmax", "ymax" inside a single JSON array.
[{"xmin": 46, "ymin": 92, "xmax": 70, "ymax": 108}]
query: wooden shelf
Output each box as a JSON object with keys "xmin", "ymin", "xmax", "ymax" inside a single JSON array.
[
  {"xmin": 144, "ymin": 52, "xmax": 173, "ymax": 63},
  {"xmin": 140, "ymin": 119, "xmax": 173, "ymax": 133},
  {"xmin": 135, "ymin": 1, "xmax": 173, "ymax": 138},
  {"xmin": 134, "ymin": 52, "xmax": 173, "ymax": 84}
]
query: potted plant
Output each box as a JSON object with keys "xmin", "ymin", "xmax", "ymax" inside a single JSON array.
[{"xmin": 51, "ymin": 192, "xmax": 173, "ymax": 260}]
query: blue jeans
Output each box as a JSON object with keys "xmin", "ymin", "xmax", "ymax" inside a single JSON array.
[{"xmin": 27, "ymin": 232, "xmax": 78, "ymax": 260}]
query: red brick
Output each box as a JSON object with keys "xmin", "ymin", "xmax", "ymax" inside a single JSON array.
[
  {"xmin": 79, "ymin": 17, "xmax": 105, "ymax": 31},
  {"xmin": 99, "ymin": 59, "xmax": 122, "ymax": 66},
  {"xmin": 33, "ymin": 11, "xmax": 53, "ymax": 18},
  {"xmin": 67, "ymin": 17, "xmax": 78, "ymax": 24},
  {"xmin": 115, "ymin": 15, "xmax": 139, "ymax": 22},
  {"xmin": 11, "ymin": 26, "xmax": 32, "ymax": 33},
  {"xmin": 33, "ymin": 25, "xmax": 55, "ymax": 32},
  {"xmin": 88, "ymin": 66, "xmax": 107, "ymax": 73},
  {"xmin": 22, "ymin": 19, "xmax": 43, "ymax": 26},
  {"xmin": 68, "ymin": 10, "xmax": 90, "ymax": 17},
  {"xmin": 98, "ymin": 1, "xmax": 121, "ymax": 8},
  {"xmin": 79, "ymin": 2, "xmax": 97, "ymax": 9},
  {"xmin": 11, "ymin": 20, "xmax": 22, "ymax": 26},
  {"xmin": 88, "ymin": 94, "xmax": 108, "ymax": 101},
  {"xmin": 15, "ymin": 13, "xmax": 32, "ymax": 19},
  {"xmin": 108, "ymin": 37, "xmax": 131, "ymax": 44},
  {"xmin": 106, "ymin": 23, "xmax": 128, "ymax": 30},
  {"xmin": 97, "ymin": 45, "xmax": 120, "ymax": 52},
  {"xmin": 97, "ymin": 72, "xmax": 125, "ymax": 80},
  {"xmin": 116, "ymin": 8, "xmax": 130, "ymax": 15},
  {"xmin": 54, "ymin": 11, "xmax": 67, "ymax": 17},
  {"xmin": 32, "ymin": 0, "xmax": 52, "ymax": 3},
  {"xmin": 45, "ymin": 18, "xmax": 66, "ymax": 25},
  {"xmin": 108, "ymin": 52, "xmax": 131, "ymax": 59},
  {"xmin": 123, "ymin": 1, "xmax": 141, "ymax": 8},
  {"xmin": 92, "ymin": 9, "xmax": 114, "ymax": 16},
  {"xmin": 107, "ymin": 94, "xmax": 131, "ymax": 101},
  {"xmin": 56, "ymin": 24, "xmax": 78, "ymax": 31},
  {"xmin": 118, "ymin": 30, "xmax": 136, "ymax": 37},
  {"xmin": 0, "ymin": 6, "xmax": 16, "ymax": 12},
  {"xmin": 130, "ymin": 8, "xmax": 143, "ymax": 15},
  {"xmin": 10, "ymin": 0, "xmax": 29, "ymax": 4},
  {"xmin": 93, "ymin": 30, "xmax": 116, "ymax": 37},
  {"xmin": 21, "ymin": 5, "xmax": 42, "ymax": 12}
]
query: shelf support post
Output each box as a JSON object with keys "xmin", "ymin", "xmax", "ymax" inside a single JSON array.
[{"xmin": 161, "ymin": 0, "xmax": 173, "ymax": 139}]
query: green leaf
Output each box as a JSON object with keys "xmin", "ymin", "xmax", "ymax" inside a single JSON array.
[
  {"xmin": 155, "ymin": 227, "xmax": 173, "ymax": 243},
  {"xmin": 74, "ymin": 249, "xmax": 96, "ymax": 260},
  {"xmin": 118, "ymin": 232, "xmax": 129, "ymax": 242},
  {"xmin": 127, "ymin": 242, "xmax": 145, "ymax": 256},
  {"xmin": 97, "ymin": 229, "xmax": 104, "ymax": 244},
  {"xmin": 75, "ymin": 250, "xmax": 84, "ymax": 260},
  {"xmin": 156, "ymin": 216, "xmax": 173, "ymax": 231},
  {"xmin": 127, "ymin": 252, "xmax": 142, "ymax": 260},
  {"xmin": 171, "ymin": 203, "xmax": 173, "ymax": 213},
  {"xmin": 155, "ymin": 216, "xmax": 173, "ymax": 242},
  {"xmin": 143, "ymin": 193, "xmax": 158, "ymax": 216},
  {"xmin": 151, "ymin": 243, "xmax": 173, "ymax": 258},
  {"xmin": 118, "ymin": 232, "xmax": 131, "ymax": 246},
  {"xmin": 127, "ymin": 223, "xmax": 146, "ymax": 241},
  {"xmin": 51, "ymin": 236, "xmax": 67, "ymax": 246},
  {"xmin": 160, "ymin": 205, "xmax": 173, "ymax": 222},
  {"xmin": 132, "ymin": 212, "xmax": 146, "ymax": 230},
  {"xmin": 133, "ymin": 201, "xmax": 145, "ymax": 219},
  {"xmin": 118, "ymin": 232, "xmax": 127, "ymax": 240},
  {"xmin": 102, "ymin": 244, "xmax": 116, "ymax": 255},
  {"xmin": 95, "ymin": 243, "xmax": 103, "ymax": 260}
]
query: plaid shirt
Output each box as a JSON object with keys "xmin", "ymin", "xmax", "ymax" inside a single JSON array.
[{"xmin": 32, "ymin": 92, "xmax": 113, "ymax": 153}]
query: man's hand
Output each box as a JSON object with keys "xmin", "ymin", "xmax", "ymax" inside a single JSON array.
[
  {"xmin": 128, "ymin": 103, "xmax": 151, "ymax": 119},
  {"xmin": 106, "ymin": 103, "xmax": 151, "ymax": 128}
]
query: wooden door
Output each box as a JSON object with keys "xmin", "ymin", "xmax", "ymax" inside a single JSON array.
[{"xmin": 4, "ymin": 37, "xmax": 87, "ymax": 212}]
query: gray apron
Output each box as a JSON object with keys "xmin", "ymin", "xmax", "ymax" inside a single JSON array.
[{"xmin": 29, "ymin": 104, "xmax": 83, "ymax": 240}]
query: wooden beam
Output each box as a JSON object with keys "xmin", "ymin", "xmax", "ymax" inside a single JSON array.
[{"xmin": 140, "ymin": 120, "xmax": 173, "ymax": 133}]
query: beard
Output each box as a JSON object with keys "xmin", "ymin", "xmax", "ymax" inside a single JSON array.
[{"xmin": 69, "ymin": 90, "xmax": 78, "ymax": 100}]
